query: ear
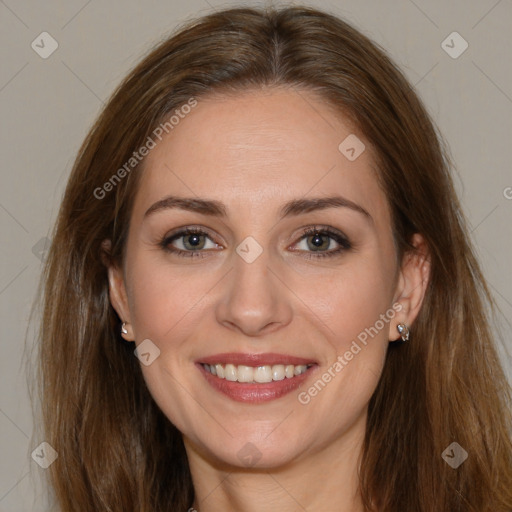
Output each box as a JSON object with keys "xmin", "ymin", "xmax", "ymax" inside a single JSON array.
[
  {"xmin": 102, "ymin": 239, "xmax": 135, "ymax": 342},
  {"xmin": 389, "ymin": 233, "xmax": 430, "ymax": 341}
]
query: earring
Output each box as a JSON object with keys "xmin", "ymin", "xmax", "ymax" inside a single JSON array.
[
  {"xmin": 121, "ymin": 322, "xmax": 128, "ymax": 335},
  {"xmin": 397, "ymin": 323, "xmax": 410, "ymax": 342}
]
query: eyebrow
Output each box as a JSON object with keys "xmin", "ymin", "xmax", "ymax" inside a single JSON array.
[{"xmin": 144, "ymin": 195, "xmax": 373, "ymax": 223}]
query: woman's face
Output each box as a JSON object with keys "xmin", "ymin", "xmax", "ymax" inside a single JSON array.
[{"xmin": 109, "ymin": 87, "xmax": 418, "ymax": 469}]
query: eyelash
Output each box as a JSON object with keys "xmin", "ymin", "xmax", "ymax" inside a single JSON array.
[{"xmin": 159, "ymin": 225, "xmax": 352, "ymax": 260}]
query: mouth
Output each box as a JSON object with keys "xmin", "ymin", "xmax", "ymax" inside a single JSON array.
[{"xmin": 196, "ymin": 353, "xmax": 318, "ymax": 403}]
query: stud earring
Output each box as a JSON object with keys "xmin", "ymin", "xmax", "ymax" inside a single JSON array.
[
  {"xmin": 397, "ymin": 323, "xmax": 410, "ymax": 342},
  {"xmin": 121, "ymin": 322, "xmax": 128, "ymax": 335}
]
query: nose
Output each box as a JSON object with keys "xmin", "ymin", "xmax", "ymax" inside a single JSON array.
[{"xmin": 215, "ymin": 244, "xmax": 293, "ymax": 337}]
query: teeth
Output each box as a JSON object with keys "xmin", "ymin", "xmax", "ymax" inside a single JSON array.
[
  {"xmin": 215, "ymin": 364, "xmax": 224, "ymax": 378},
  {"xmin": 285, "ymin": 365, "xmax": 295, "ymax": 378},
  {"xmin": 224, "ymin": 363, "xmax": 237, "ymax": 382},
  {"xmin": 237, "ymin": 365, "xmax": 254, "ymax": 383},
  {"xmin": 272, "ymin": 365, "xmax": 285, "ymax": 381},
  {"xmin": 202, "ymin": 363, "xmax": 311, "ymax": 382},
  {"xmin": 294, "ymin": 365, "xmax": 304, "ymax": 376},
  {"xmin": 254, "ymin": 366, "xmax": 272, "ymax": 383}
]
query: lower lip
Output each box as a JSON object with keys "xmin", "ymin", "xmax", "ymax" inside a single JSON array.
[{"xmin": 197, "ymin": 363, "xmax": 316, "ymax": 403}]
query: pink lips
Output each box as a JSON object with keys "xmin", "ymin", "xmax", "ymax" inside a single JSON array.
[{"xmin": 196, "ymin": 352, "xmax": 318, "ymax": 403}]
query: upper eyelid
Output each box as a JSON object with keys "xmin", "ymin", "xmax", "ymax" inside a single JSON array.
[{"xmin": 164, "ymin": 226, "xmax": 222, "ymax": 245}]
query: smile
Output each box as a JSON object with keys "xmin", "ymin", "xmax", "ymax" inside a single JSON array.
[
  {"xmin": 196, "ymin": 353, "xmax": 318, "ymax": 403},
  {"xmin": 202, "ymin": 363, "xmax": 312, "ymax": 383}
]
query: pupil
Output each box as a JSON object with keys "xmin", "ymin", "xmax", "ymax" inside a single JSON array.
[
  {"xmin": 310, "ymin": 233, "xmax": 326, "ymax": 250},
  {"xmin": 187, "ymin": 234, "xmax": 202, "ymax": 248}
]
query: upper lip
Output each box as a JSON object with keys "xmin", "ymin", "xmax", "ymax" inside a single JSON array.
[{"xmin": 197, "ymin": 352, "xmax": 317, "ymax": 367}]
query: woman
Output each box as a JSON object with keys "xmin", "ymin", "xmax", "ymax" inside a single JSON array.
[{"xmin": 36, "ymin": 5, "xmax": 512, "ymax": 511}]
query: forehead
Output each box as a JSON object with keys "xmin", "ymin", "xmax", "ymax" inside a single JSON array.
[{"xmin": 134, "ymin": 87, "xmax": 389, "ymax": 224}]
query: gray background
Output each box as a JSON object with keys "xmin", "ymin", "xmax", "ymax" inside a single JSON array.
[{"xmin": 1, "ymin": 0, "xmax": 511, "ymax": 510}]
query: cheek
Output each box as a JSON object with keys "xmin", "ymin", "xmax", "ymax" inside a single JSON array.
[
  {"xmin": 329, "ymin": 277, "xmax": 393, "ymax": 346},
  {"xmin": 293, "ymin": 254, "xmax": 395, "ymax": 406},
  {"xmin": 126, "ymin": 253, "xmax": 214, "ymax": 341},
  {"xmin": 298, "ymin": 257, "xmax": 395, "ymax": 349}
]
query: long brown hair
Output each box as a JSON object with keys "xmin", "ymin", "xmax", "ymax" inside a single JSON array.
[{"xmin": 34, "ymin": 5, "xmax": 512, "ymax": 511}]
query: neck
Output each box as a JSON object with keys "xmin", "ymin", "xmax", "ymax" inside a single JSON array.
[{"xmin": 185, "ymin": 415, "xmax": 367, "ymax": 512}]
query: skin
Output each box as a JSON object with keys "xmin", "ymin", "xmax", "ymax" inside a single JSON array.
[{"xmin": 107, "ymin": 86, "xmax": 430, "ymax": 512}]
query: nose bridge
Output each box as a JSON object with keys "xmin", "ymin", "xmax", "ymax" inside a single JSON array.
[{"xmin": 216, "ymin": 234, "xmax": 292, "ymax": 335}]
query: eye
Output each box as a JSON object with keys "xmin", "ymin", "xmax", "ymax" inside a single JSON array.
[
  {"xmin": 292, "ymin": 225, "xmax": 352, "ymax": 259},
  {"xmin": 160, "ymin": 227, "xmax": 221, "ymax": 258},
  {"xmin": 160, "ymin": 225, "xmax": 351, "ymax": 260}
]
